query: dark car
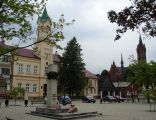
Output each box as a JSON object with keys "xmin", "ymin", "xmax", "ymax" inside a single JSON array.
[
  {"xmin": 58, "ymin": 96, "xmax": 72, "ymax": 105},
  {"xmin": 82, "ymin": 96, "xmax": 96, "ymax": 103},
  {"xmin": 103, "ymin": 96, "xmax": 117, "ymax": 102},
  {"xmin": 114, "ymin": 96, "xmax": 125, "ymax": 102}
]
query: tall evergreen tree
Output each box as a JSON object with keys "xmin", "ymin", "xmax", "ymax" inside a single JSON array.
[{"xmin": 58, "ymin": 37, "xmax": 86, "ymax": 96}]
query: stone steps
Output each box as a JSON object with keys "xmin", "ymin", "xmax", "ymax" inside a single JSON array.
[{"xmin": 30, "ymin": 110, "xmax": 101, "ymax": 120}]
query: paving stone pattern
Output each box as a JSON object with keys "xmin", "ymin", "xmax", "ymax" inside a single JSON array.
[{"xmin": 0, "ymin": 100, "xmax": 156, "ymax": 120}]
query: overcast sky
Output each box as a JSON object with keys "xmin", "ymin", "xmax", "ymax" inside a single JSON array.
[
  {"xmin": 45, "ymin": 0, "xmax": 156, "ymax": 74},
  {"xmin": 7, "ymin": 0, "xmax": 156, "ymax": 74}
]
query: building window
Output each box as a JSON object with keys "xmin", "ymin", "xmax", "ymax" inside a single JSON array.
[
  {"xmin": 45, "ymin": 53, "xmax": 49, "ymax": 59},
  {"xmin": 26, "ymin": 84, "xmax": 30, "ymax": 92},
  {"xmin": 94, "ymin": 88, "xmax": 96, "ymax": 93},
  {"xmin": 45, "ymin": 66, "xmax": 48, "ymax": 74},
  {"xmin": 90, "ymin": 88, "xmax": 92, "ymax": 94},
  {"xmin": 18, "ymin": 64, "xmax": 23, "ymax": 73},
  {"xmin": 33, "ymin": 84, "xmax": 37, "ymax": 92},
  {"xmin": 2, "ymin": 68, "xmax": 10, "ymax": 75},
  {"xmin": 18, "ymin": 83, "xmax": 22, "ymax": 89},
  {"xmin": 34, "ymin": 65, "xmax": 38, "ymax": 74},
  {"xmin": 26, "ymin": 65, "xmax": 31, "ymax": 73},
  {"xmin": 0, "ymin": 55, "xmax": 10, "ymax": 62}
]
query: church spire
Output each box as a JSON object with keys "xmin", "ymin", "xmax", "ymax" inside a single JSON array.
[
  {"xmin": 139, "ymin": 35, "xmax": 143, "ymax": 45},
  {"xmin": 38, "ymin": 7, "xmax": 51, "ymax": 23},
  {"xmin": 137, "ymin": 35, "xmax": 146, "ymax": 63},
  {"xmin": 121, "ymin": 53, "xmax": 124, "ymax": 69}
]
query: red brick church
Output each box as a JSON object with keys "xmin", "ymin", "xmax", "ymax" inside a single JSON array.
[
  {"xmin": 111, "ymin": 36, "xmax": 146, "ymax": 98},
  {"xmin": 98, "ymin": 36, "xmax": 146, "ymax": 98}
]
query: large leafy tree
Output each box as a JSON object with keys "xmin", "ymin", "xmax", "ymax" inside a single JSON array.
[
  {"xmin": 108, "ymin": 0, "xmax": 156, "ymax": 40},
  {"xmin": 0, "ymin": 0, "xmax": 75, "ymax": 56},
  {"xmin": 127, "ymin": 61, "xmax": 156, "ymax": 103},
  {"xmin": 58, "ymin": 37, "xmax": 87, "ymax": 96},
  {"xmin": 0, "ymin": 0, "xmax": 46, "ymax": 40}
]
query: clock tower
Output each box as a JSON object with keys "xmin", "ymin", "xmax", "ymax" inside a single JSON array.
[{"xmin": 35, "ymin": 7, "xmax": 53, "ymax": 96}]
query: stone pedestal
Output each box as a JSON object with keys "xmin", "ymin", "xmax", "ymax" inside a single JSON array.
[
  {"xmin": 46, "ymin": 79, "xmax": 57, "ymax": 108},
  {"xmin": 46, "ymin": 64, "xmax": 58, "ymax": 108},
  {"xmin": 30, "ymin": 64, "xmax": 100, "ymax": 119}
]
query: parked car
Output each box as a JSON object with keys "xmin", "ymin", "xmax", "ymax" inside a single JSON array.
[
  {"xmin": 114, "ymin": 96, "xmax": 125, "ymax": 102},
  {"xmin": 82, "ymin": 96, "xmax": 96, "ymax": 103},
  {"xmin": 103, "ymin": 96, "xmax": 117, "ymax": 102},
  {"xmin": 58, "ymin": 96, "xmax": 72, "ymax": 105}
]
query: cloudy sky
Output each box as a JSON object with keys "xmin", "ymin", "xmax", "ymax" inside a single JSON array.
[
  {"xmin": 7, "ymin": 0, "xmax": 156, "ymax": 74},
  {"xmin": 45, "ymin": 0, "xmax": 156, "ymax": 74}
]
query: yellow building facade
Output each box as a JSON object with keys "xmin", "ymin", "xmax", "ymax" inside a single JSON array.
[
  {"xmin": 12, "ymin": 8, "xmax": 53, "ymax": 97},
  {"xmin": 83, "ymin": 70, "xmax": 98, "ymax": 97}
]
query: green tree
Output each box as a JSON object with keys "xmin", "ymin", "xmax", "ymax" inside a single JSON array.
[
  {"xmin": 150, "ymin": 61, "xmax": 156, "ymax": 88},
  {"xmin": 9, "ymin": 87, "xmax": 25, "ymax": 105},
  {"xmin": 0, "ymin": 0, "xmax": 46, "ymax": 40},
  {"xmin": 127, "ymin": 61, "xmax": 153, "ymax": 103},
  {"xmin": 144, "ymin": 88, "xmax": 156, "ymax": 102},
  {"xmin": 9, "ymin": 87, "xmax": 19, "ymax": 105},
  {"xmin": 108, "ymin": 0, "xmax": 156, "ymax": 40},
  {"xmin": 0, "ymin": 0, "xmax": 75, "ymax": 56},
  {"xmin": 18, "ymin": 88, "xmax": 25, "ymax": 99},
  {"xmin": 58, "ymin": 37, "xmax": 87, "ymax": 96}
]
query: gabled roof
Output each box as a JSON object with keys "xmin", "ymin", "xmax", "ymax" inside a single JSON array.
[
  {"xmin": 84, "ymin": 69, "xmax": 98, "ymax": 79},
  {"xmin": 16, "ymin": 48, "xmax": 40, "ymax": 59}
]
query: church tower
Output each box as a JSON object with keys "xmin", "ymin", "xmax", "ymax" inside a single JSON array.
[
  {"xmin": 109, "ymin": 61, "xmax": 119, "ymax": 82},
  {"xmin": 35, "ymin": 8, "xmax": 53, "ymax": 96},
  {"xmin": 136, "ymin": 35, "xmax": 146, "ymax": 63}
]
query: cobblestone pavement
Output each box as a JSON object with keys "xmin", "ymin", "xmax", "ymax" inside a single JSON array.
[{"xmin": 0, "ymin": 99, "xmax": 156, "ymax": 120}]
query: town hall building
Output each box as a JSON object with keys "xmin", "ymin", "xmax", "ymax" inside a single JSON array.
[{"xmin": 0, "ymin": 8, "xmax": 98, "ymax": 98}]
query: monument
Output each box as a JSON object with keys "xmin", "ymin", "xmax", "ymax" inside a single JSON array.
[
  {"xmin": 30, "ymin": 64, "xmax": 100, "ymax": 119},
  {"xmin": 46, "ymin": 64, "xmax": 58, "ymax": 108}
]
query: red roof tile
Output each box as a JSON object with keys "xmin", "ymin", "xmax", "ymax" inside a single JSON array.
[
  {"xmin": 53, "ymin": 54, "xmax": 61, "ymax": 62},
  {"xmin": 16, "ymin": 48, "xmax": 40, "ymax": 59}
]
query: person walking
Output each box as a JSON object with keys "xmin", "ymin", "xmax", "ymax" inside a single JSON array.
[{"xmin": 24, "ymin": 94, "xmax": 28, "ymax": 107}]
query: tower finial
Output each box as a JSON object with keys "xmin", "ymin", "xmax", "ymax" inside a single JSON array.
[
  {"xmin": 121, "ymin": 53, "xmax": 124, "ymax": 68},
  {"xmin": 139, "ymin": 34, "xmax": 143, "ymax": 44}
]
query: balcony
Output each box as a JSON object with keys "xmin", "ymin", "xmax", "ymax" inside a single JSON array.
[
  {"xmin": 2, "ymin": 74, "xmax": 10, "ymax": 79},
  {"xmin": 0, "ymin": 60, "xmax": 11, "ymax": 65}
]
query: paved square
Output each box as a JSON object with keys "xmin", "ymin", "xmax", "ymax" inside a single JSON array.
[{"xmin": 0, "ymin": 100, "xmax": 156, "ymax": 120}]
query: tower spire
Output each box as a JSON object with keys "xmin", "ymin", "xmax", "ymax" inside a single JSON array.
[
  {"xmin": 37, "ymin": 7, "xmax": 51, "ymax": 23},
  {"xmin": 139, "ymin": 35, "xmax": 143, "ymax": 44},
  {"xmin": 137, "ymin": 35, "xmax": 146, "ymax": 63},
  {"xmin": 121, "ymin": 53, "xmax": 124, "ymax": 69}
]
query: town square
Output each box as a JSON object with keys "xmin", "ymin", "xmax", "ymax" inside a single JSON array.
[
  {"xmin": 0, "ymin": 99, "xmax": 156, "ymax": 120},
  {"xmin": 0, "ymin": 0, "xmax": 156, "ymax": 120}
]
